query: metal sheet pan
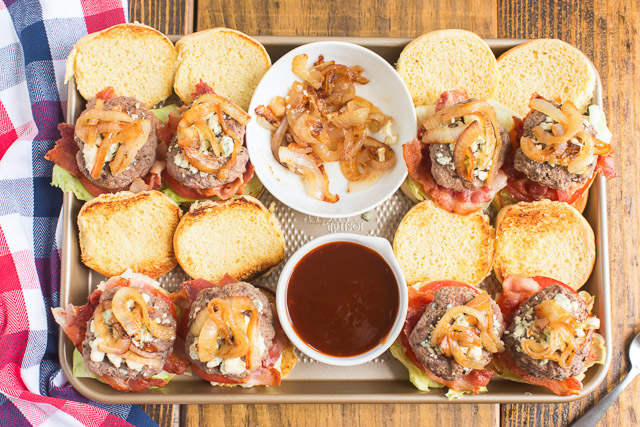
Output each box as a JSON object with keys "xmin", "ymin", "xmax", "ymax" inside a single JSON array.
[{"xmin": 58, "ymin": 37, "xmax": 611, "ymax": 404}]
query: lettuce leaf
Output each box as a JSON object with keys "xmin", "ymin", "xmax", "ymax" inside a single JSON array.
[
  {"xmin": 390, "ymin": 341, "xmax": 488, "ymax": 399},
  {"xmin": 72, "ymin": 348, "xmax": 175, "ymax": 384},
  {"xmin": 51, "ymin": 165, "xmax": 93, "ymax": 201},
  {"xmin": 402, "ymin": 177, "xmax": 426, "ymax": 202},
  {"xmin": 152, "ymin": 104, "xmax": 180, "ymax": 124},
  {"xmin": 487, "ymin": 99, "xmax": 521, "ymax": 131},
  {"xmin": 587, "ymin": 105, "xmax": 612, "ymax": 144},
  {"xmin": 389, "ymin": 341, "xmax": 444, "ymax": 392}
]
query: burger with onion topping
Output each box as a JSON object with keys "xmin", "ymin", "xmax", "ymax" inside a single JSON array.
[
  {"xmin": 493, "ymin": 95, "xmax": 616, "ymax": 212},
  {"xmin": 163, "ymin": 83, "xmax": 257, "ymax": 202},
  {"xmin": 52, "ymin": 271, "xmax": 188, "ymax": 392},
  {"xmin": 171, "ymin": 275, "xmax": 297, "ymax": 387},
  {"xmin": 391, "ymin": 281, "xmax": 505, "ymax": 397},
  {"xmin": 402, "ymin": 90, "xmax": 511, "ymax": 215},
  {"xmin": 493, "ymin": 276, "xmax": 606, "ymax": 396}
]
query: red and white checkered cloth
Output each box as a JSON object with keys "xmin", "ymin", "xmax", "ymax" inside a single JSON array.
[{"xmin": 0, "ymin": 1, "xmax": 158, "ymax": 425}]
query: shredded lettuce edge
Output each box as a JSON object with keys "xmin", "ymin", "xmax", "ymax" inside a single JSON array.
[
  {"xmin": 151, "ymin": 104, "xmax": 180, "ymax": 124},
  {"xmin": 51, "ymin": 165, "xmax": 94, "ymax": 201},
  {"xmin": 162, "ymin": 175, "xmax": 264, "ymax": 205}
]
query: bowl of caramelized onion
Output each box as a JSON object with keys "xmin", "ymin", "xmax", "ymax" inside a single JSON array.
[{"xmin": 247, "ymin": 41, "xmax": 417, "ymax": 218}]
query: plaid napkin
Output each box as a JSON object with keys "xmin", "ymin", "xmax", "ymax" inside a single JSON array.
[{"xmin": 0, "ymin": 1, "xmax": 159, "ymax": 425}]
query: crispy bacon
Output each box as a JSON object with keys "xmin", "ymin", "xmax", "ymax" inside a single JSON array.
[
  {"xmin": 163, "ymin": 336, "xmax": 190, "ymax": 375},
  {"xmin": 192, "ymin": 80, "xmax": 215, "ymax": 99},
  {"xmin": 157, "ymin": 112, "xmax": 181, "ymax": 145},
  {"xmin": 493, "ymin": 352, "xmax": 582, "ymax": 396},
  {"xmin": 596, "ymin": 154, "xmax": 616, "ymax": 179},
  {"xmin": 434, "ymin": 89, "xmax": 469, "ymax": 112},
  {"xmin": 403, "ymin": 138, "xmax": 507, "ymax": 214},
  {"xmin": 102, "ymin": 375, "xmax": 169, "ymax": 392},
  {"xmin": 45, "ymin": 123, "xmax": 81, "ymax": 177},
  {"xmin": 165, "ymin": 163, "xmax": 255, "ymax": 201},
  {"xmin": 96, "ymin": 87, "xmax": 117, "ymax": 102},
  {"xmin": 51, "ymin": 289, "xmax": 103, "ymax": 351}
]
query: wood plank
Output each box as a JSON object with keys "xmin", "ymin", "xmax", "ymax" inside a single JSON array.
[
  {"xmin": 497, "ymin": 0, "xmax": 640, "ymax": 425},
  {"xmin": 181, "ymin": 404, "xmax": 498, "ymax": 427},
  {"xmin": 129, "ymin": 0, "xmax": 194, "ymax": 35},
  {"xmin": 139, "ymin": 404, "xmax": 176, "ymax": 427},
  {"xmin": 196, "ymin": 0, "xmax": 497, "ymax": 37}
]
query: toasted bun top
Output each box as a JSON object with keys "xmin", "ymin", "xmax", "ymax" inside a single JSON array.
[
  {"xmin": 493, "ymin": 200, "xmax": 595, "ymax": 290},
  {"xmin": 173, "ymin": 28, "xmax": 271, "ymax": 110},
  {"xmin": 65, "ymin": 23, "xmax": 177, "ymax": 107},
  {"xmin": 396, "ymin": 29, "xmax": 499, "ymax": 107},
  {"xmin": 77, "ymin": 191, "xmax": 182, "ymax": 279},
  {"xmin": 173, "ymin": 196, "xmax": 285, "ymax": 283},
  {"xmin": 393, "ymin": 199, "xmax": 495, "ymax": 286},
  {"xmin": 495, "ymin": 39, "xmax": 596, "ymax": 117}
]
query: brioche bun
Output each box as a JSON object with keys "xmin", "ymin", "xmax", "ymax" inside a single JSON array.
[
  {"xmin": 77, "ymin": 191, "xmax": 182, "ymax": 278},
  {"xmin": 396, "ymin": 29, "xmax": 499, "ymax": 107},
  {"xmin": 173, "ymin": 28, "xmax": 271, "ymax": 110},
  {"xmin": 173, "ymin": 196, "xmax": 285, "ymax": 283},
  {"xmin": 495, "ymin": 39, "xmax": 596, "ymax": 117},
  {"xmin": 65, "ymin": 23, "xmax": 177, "ymax": 107},
  {"xmin": 493, "ymin": 200, "xmax": 595, "ymax": 290},
  {"xmin": 393, "ymin": 199, "xmax": 494, "ymax": 286}
]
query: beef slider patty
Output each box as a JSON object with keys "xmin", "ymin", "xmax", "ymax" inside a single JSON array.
[
  {"xmin": 408, "ymin": 286, "xmax": 505, "ymax": 381},
  {"xmin": 166, "ymin": 100, "xmax": 249, "ymax": 189},
  {"xmin": 513, "ymin": 102, "xmax": 597, "ymax": 191},
  {"xmin": 185, "ymin": 282, "xmax": 275, "ymax": 381},
  {"xmin": 82, "ymin": 286, "xmax": 176, "ymax": 381},
  {"xmin": 503, "ymin": 285, "xmax": 592, "ymax": 381},
  {"xmin": 76, "ymin": 96, "xmax": 158, "ymax": 190},
  {"xmin": 429, "ymin": 100, "xmax": 512, "ymax": 192}
]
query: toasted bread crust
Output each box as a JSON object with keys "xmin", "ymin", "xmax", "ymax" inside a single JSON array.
[
  {"xmin": 495, "ymin": 39, "xmax": 596, "ymax": 117},
  {"xmin": 173, "ymin": 28, "xmax": 271, "ymax": 110},
  {"xmin": 78, "ymin": 191, "xmax": 182, "ymax": 278},
  {"xmin": 393, "ymin": 199, "xmax": 495, "ymax": 286},
  {"xmin": 397, "ymin": 29, "xmax": 499, "ymax": 107},
  {"xmin": 65, "ymin": 23, "xmax": 177, "ymax": 107},
  {"xmin": 493, "ymin": 200, "xmax": 595, "ymax": 290},
  {"xmin": 173, "ymin": 196, "xmax": 285, "ymax": 283}
]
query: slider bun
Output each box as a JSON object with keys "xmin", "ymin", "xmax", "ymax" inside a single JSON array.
[
  {"xmin": 393, "ymin": 199, "xmax": 495, "ymax": 286},
  {"xmin": 78, "ymin": 191, "xmax": 182, "ymax": 278},
  {"xmin": 173, "ymin": 28, "xmax": 271, "ymax": 110},
  {"xmin": 495, "ymin": 39, "xmax": 596, "ymax": 117},
  {"xmin": 65, "ymin": 23, "xmax": 177, "ymax": 107},
  {"xmin": 493, "ymin": 200, "xmax": 595, "ymax": 290},
  {"xmin": 396, "ymin": 29, "xmax": 499, "ymax": 107},
  {"xmin": 173, "ymin": 196, "xmax": 285, "ymax": 283}
]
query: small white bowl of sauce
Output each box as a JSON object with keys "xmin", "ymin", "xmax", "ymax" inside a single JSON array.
[{"xmin": 276, "ymin": 233, "xmax": 408, "ymax": 366}]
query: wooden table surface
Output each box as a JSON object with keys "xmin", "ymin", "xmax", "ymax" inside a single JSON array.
[{"xmin": 127, "ymin": 1, "xmax": 640, "ymax": 425}]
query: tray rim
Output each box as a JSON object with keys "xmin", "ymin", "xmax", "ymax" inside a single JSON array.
[{"xmin": 57, "ymin": 35, "xmax": 612, "ymax": 404}]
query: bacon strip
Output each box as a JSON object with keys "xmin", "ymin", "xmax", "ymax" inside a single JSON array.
[
  {"xmin": 192, "ymin": 80, "xmax": 215, "ymax": 99},
  {"xmin": 198, "ymin": 164, "xmax": 255, "ymax": 199},
  {"xmin": 45, "ymin": 123, "xmax": 81, "ymax": 177}
]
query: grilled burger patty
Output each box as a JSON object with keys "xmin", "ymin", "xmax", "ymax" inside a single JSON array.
[
  {"xmin": 82, "ymin": 286, "xmax": 176, "ymax": 381},
  {"xmin": 185, "ymin": 282, "xmax": 275, "ymax": 381},
  {"xmin": 76, "ymin": 96, "xmax": 158, "ymax": 190},
  {"xmin": 513, "ymin": 107, "xmax": 597, "ymax": 191},
  {"xmin": 408, "ymin": 286, "xmax": 504, "ymax": 381},
  {"xmin": 503, "ymin": 285, "xmax": 592, "ymax": 380},
  {"xmin": 166, "ymin": 108, "xmax": 249, "ymax": 189},
  {"xmin": 430, "ymin": 124, "xmax": 511, "ymax": 192}
]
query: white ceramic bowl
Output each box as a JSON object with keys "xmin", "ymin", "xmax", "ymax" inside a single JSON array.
[
  {"xmin": 246, "ymin": 41, "xmax": 417, "ymax": 218},
  {"xmin": 276, "ymin": 233, "xmax": 408, "ymax": 366}
]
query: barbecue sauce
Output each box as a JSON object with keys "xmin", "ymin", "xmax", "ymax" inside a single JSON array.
[{"xmin": 286, "ymin": 241, "xmax": 399, "ymax": 357}]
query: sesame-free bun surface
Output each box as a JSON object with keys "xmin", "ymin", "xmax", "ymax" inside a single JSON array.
[
  {"xmin": 493, "ymin": 200, "xmax": 595, "ymax": 290},
  {"xmin": 78, "ymin": 191, "xmax": 182, "ymax": 278},
  {"xmin": 393, "ymin": 199, "xmax": 495, "ymax": 286},
  {"xmin": 65, "ymin": 23, "xmax": 177, "ymax": 107},
  {"xmin": 173, "ymin": 196, "xmax": 285, "ymax": 283},
  {"xmin": 396, "ymin": 29, "xmax": 499, "ymax": 107},
  {"xmin": 173, "ymin": 28, "xmax": 271, "ymax": 110},
  {"xmin": 495, "ymin": 39, "xmax": 596, "ymax": 117}
]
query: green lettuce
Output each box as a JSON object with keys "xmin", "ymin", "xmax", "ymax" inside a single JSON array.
[
  {"xmin": 587, "ymin": 105, "xmax": 612, "ymax": 143},
  {"xmin": 402, "ymin": 177, "xmax": 426, "ymax": 203},
  {"xmin": 72, "ymin": 348, "xmax": 175, "ymax": 384},
  {"xmin": 487, "ymin": 99, "xmax": 521, "ymax": 131},
  {"xmin": 51, "ymin": 165, "xmax": 93, "ymax": 201},
  {"xmin": 152, "ymin": 104, "xmax": 180, "ymax": 124},
  {"xmin": 390, "ymin": 341, "xmax": 488, "ymax": 399}
]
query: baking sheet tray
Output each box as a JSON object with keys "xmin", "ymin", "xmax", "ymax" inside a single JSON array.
[{"xmin": 58, "ymin": 37, "xmax": 612, "ymax": 403}]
